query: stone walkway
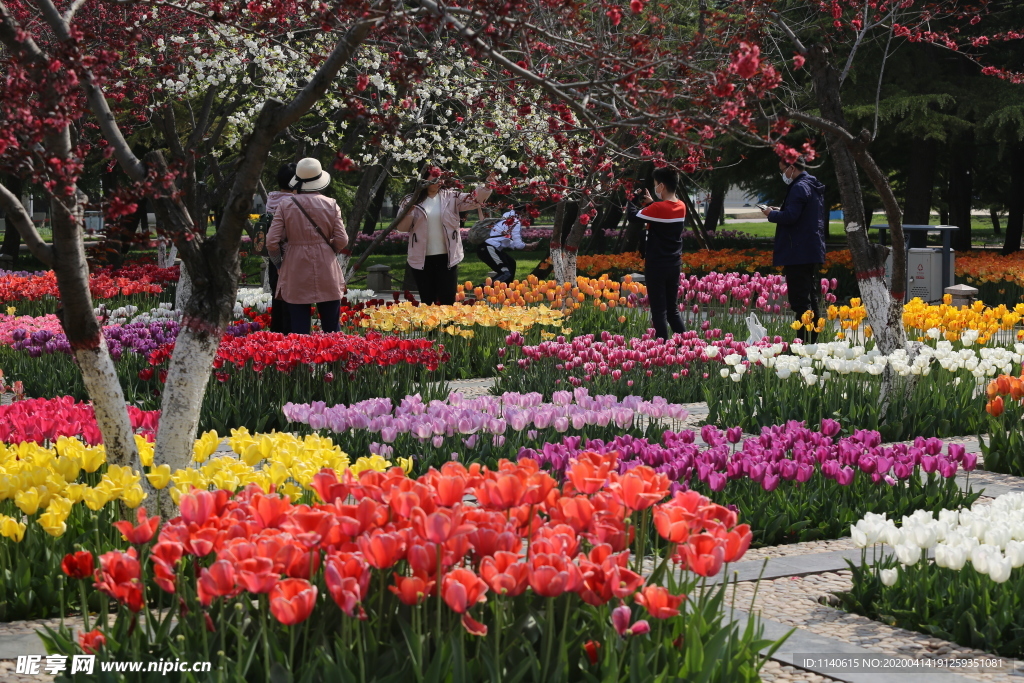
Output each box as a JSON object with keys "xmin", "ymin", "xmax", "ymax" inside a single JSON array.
[{"xmin": 3, "ymin": 379, "xmax": 1023, "ymax": 682}]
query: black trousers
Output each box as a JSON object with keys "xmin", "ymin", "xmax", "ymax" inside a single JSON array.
[
  {"xmin": 646, "ymin": 268, "xmax": 685, "ymax": 340},
  {"xmin": 784, "ymin": 263, "xmax": 820, "ymax": 343},
  {"xmin": 477, "ymin": 244, "xmax": 517, "ymax": 284},
  {"xmin": 411, "ymin": 254, "xmax": 458, "ymax": 305},
  {"xmin": 288, "ymin": 300, "xmax": 341, "ymax": 335},
  {"xmin": 267, "ymin": 261, "xmax": 291, "ymax": 334}
]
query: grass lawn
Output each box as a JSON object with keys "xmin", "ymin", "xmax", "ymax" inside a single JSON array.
[
  {"xmin": 346, "ymin": 250, "xmax": 551, "ymax": 289},
  {"xmin": 726, "ymin": 217, "xmax": 1010, "ymax": 248}
]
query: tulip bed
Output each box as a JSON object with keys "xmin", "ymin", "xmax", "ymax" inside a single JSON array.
[
  {"xmin": 282, "ymin": 390, "xmax": 690, "ymax": 469},
  {"xmin": 0, "ymin": 328, "xmax": 450, "ymax": 433},
  {"xmin": 705, "ymin": 340, "xmax": 1023, "ymax": 441},
  {"xmin": 41, "ymin": 456, "xmax": 780, "ymax": 682},
  {"xmin": 839, "ymin": 493, "xmax": 1024, "ymax": 657},
  {"xmin": 521, "ymin": 421, "xmax": 979, "ymax": 547},
  {"xmin": 0, "ymin": 429, "xmax": 408, "ymax": 621}
]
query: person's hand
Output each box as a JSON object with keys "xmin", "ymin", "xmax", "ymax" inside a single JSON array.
[
  {"xmin": 527, "ymin": 241, "xmax": 541, "ymax": 250},
  {"xmin": 641, "ymin": 189, "xmax": 654, "ymax": 206},
  {"xmin": 761, "ymin": 206, "xmax": 777, "ymax": 217}
]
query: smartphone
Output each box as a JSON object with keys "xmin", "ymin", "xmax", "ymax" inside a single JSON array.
[{"xmin": 757, "ymin": 204, "xmax": 770, "ymax": 212}]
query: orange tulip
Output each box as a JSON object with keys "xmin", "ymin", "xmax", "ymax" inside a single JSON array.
[
  {"xmin": 611, "ymin": 467, "xmax": 670, "ymax": 511},
  {"xmin": 987, "ymin": 396, "xmax": 1005, "ymax": 418},
  {"xmin": 1010, "ymin": 377, "xmax": 1024, "ymax": 401},
  {"xmin": 565, "ymin": 451, "xmax": 615, "ymax": 495},
  {"xmin": 635, "ymin": 585, "xmax": 685, "ymax": 619},
  {"xmin": 721, "ymin": 523, "xmax": 753, "ymax": 563},
  {"xmin": 356, "ymin": 531, "xmax": 406, "ymax": 569}
]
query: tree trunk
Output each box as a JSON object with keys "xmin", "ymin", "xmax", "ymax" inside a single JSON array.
[
  {"xmin": 703, "ymin": 178, "xmax": 726, "ymax": 232},
  {"xmin": 806, "ymin": 45, "xmax": 907, "ymax": 356},
  {"xmin": 949, "ymin": 135, "xmax": 975, "ymax": 251},
  {"xmin": 0, "ymin": 176, "xmax": 23, "ymax": 266},
  {"xmin": 559, "ymin": 201, "xmax": 594, "ymax": 283},
  {"xmin": 903, "ymin": 138, "xmax": 937, "ymax": 226},
  {"xmin": 50, "ymin": 186, "xmax": 139, "ymax": 467},
  {"xmin": 549, "ymin": 200, "xmax": 578, "ymax": 283},
  {"xmin": 589, "ymin": 196, "xmax": 621, "ymax": 254},
  {"xmin": 361, "ymin": 178, "xmax": 389, "ymax": 235},
  {"xmin": 991, "ymin": 208, "xmax": 1001, "ymax": 236},
  {"xmin": 1002, "ymin": 145, "xmax": 1024, "ymax": 254}
]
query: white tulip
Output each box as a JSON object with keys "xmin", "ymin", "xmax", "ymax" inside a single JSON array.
[
  {"xmin": 984, "ymin": 526, "xmax": 1011, "ymax": 549},
  {"xmin": 1005, "ymin": 541, "xmax": 1024, "ymax": 568},
  {"xmin": 938, "ymin": 509, "xmax": 959, "ymax": 526},
  {"xmin": 987, "ymin": 554, "xmax": 1012, "ymax": 583},
  {"xmin": 971, "ymin": 545, "xmax": 994, "ymax": 574},
  {"xmin": 883, "ymin": 527, "xmax": 904, "ymax": 547},
  {"xmin": 880, "ymin": 568, "xmax": 899, "ymax": 586},
  {"xmin": 938, "ymin": 543, "xmax": 968, "ymax": 571},
  {"xmin": 895, "ymin": 544, "xmax": 921, "ymax": 565},
  {"xmin": 851, "ymin": 526, "xmax": 868, "ymax": 548},
  {"xmin": 724, "ymin": 353, "xmax": 741, "ymax": 366},
  {"xmin": 720, "ymin": 368, "xmax": 730, "ymax": 378}
]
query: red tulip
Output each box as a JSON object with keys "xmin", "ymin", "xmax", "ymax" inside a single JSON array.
[
  {"xmin": 479, "ymin": 551, "xmax": 529, "ymax": 597},
  {"xmin": 722, "ymin": 523, "xmax": 752, "ymax": 563},
  {"xmin": 78, "ymin": 629, "xmax": 106, "ymax": 654},
  {"xmin": 94, "ymin": 549, "xmax": 143, "ymax": 612},
  {"xmin": 198, "ymin": 560, "xmax": 239, "ymax": 606},
  {"xmin": 441, "ymin": 568, "xmax": 488, "ymax": 614},
  {"xmin": 635, "ymin": 586, "xmax": 685, "ymax": 619},
  {"xmin": 269, "ymin": 578, "xmax": 318, "ymax": 625},
  {"xmin": 527, "ymin": 553, "xmax": 586, "ymax": 597},
  {"xmin": 583, "ymin": 640, "xmax": 601, "ymax": 665},
  {"xmin": 389, "ymin": 574, "xmax": 434, "ymax": 606},
  {"xmin": 113, "ymin": 507, "xmax": 160, "ymax": 545},
  {"xmin": 310, "ymin": 469, "xmax": 350, "ymax": 504},
  {"xmin": 236, "ymin": 557, "xmax": 278, "ymax": 594},
  {"xmin": 611, "ymin": 467, "xmax": 669, "ymax": 511},
  {"xmin": 680, "ymin": 534, "xmax": 725, "ymax": 577},
  {"xmin": 61, "ymin": 551, "xmax": 94, "ymax": 580},
  {"xmin": 357, "ymin": 531, "xmax": 406, "ymax": 569}
]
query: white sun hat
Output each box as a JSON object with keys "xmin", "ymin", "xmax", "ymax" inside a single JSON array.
[{"xmin": 290, "ymin": 157, "xmax": 331, "ymax": 192}]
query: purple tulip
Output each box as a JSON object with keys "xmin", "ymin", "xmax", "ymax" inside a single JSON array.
[
  {"xmin": 921, "ymin": 455, "xmax": 938, "ymax": 473},
  {"xmin": 820, "ymin": 419, "xmax": 841, "ymax": 437},
  {"xmin": 962, "ymin": 452, "xmax": 978, "ymax": 471},
  {"xmin": 762, "ymin": 473, "xmax": 780, "ymax": 492},
  {"xmin": 836, "ymin": 467, "xmax": 855, "ymax": 486}
]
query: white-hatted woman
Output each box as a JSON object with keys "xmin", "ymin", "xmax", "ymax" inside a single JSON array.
[{"xmin": 267, "ymin": 158, "xmax": 349, "ymax": 333}]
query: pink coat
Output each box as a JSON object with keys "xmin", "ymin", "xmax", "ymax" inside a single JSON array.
[
  {"xmin": 267, "ymin": 193, "xmax": 349, "ymax": 304},
  {"xmin": 400, "ymin": 187, "xmax": 491, "ymax": 269}
]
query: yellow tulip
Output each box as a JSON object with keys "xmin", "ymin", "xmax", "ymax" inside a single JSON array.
[
  {"xmin": 146, "ymin": 464, "xmax": 172, "ymax": 490},
  {"xmin": 53, "ymin": 455, "xmax": 81, "ymax": 483},
  {"xmin": 79, "ymin": 446, "xmax": 106, "ymax": 473},
  {"xmin": 137, "ymin": 436, "xmax": 155, "ymax": 467},
  {"xmin": 14, "ymin": 486, "xmax": 42, "ymax": 515},
  {"xmin": 121, "ymin": 485, "xmax": 146, "ymax": 508},
  {"xmin": 82, "ymin": 486, "xmax": 110, "ymax": 511},
  {"xmin": 0, "ymin": 515, "xmax": 26, "ymax": 542},
  {"xmin": 37, "ymin": 509, "xmax": 67, "ymax": 537}
]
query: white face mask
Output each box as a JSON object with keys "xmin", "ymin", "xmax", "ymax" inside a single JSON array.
[{"xmin": 782, "ymin": 172, "xmax": 794, "ymax": 185}]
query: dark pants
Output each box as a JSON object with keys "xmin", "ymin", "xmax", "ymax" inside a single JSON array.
[
  {"xmin": 477, "ymin": 244, "xmax": 517, "ymax": 284},
  {"xmin": 288, "ymin": 300, "xmax": 341, "ymax": 335},
  {"xmin": 646, "ymin": 268, "xmax": 685, "ymax": 340},
  {"xmin": 784, "ymin": 263, "xmax": 820, "ymax": 342},
  {"xmin": 411, "ymin": 254, "xmax": 458, "ymax": 305},
  {"xmin": 267, "ymin": 261, "xmax": 291, "ymax": 334}
]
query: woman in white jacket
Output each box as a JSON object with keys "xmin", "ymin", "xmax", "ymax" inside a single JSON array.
[{"xmin": 396, "ymin": 170, "xmax": 495, "ymax": 305}]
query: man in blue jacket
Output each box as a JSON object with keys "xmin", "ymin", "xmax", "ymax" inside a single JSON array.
[{"xmin": 761, "ymin": 158, "xmax": 826, "ymax": 342}]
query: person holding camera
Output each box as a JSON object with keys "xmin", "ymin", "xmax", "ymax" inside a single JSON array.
[
  {"xmin": 760, "ymin": 157, "xmax": 826, "ymax": 342},
  {"xmin": 267, "ymin": 158, "xmax": 349, "ymax": 334},
  {"xmin": 477, "ymin": 205, "xmax": 540, "ymax": 285},
  {"xmin": 629, "ymin": 167, "xmax": 688, "ymax": 340},
  {"xmin": 397, "ymin": 170, "xmax": 497, "ymax": 305}
]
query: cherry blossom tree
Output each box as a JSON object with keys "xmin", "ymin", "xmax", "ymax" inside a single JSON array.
[
  {"xmin": 0, "ymin": 0, "xmax": 786, "ymax": 484},
  {"xmin": 702, "ymin": 0, "xmax": 1021, "ymax": 355}
]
